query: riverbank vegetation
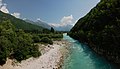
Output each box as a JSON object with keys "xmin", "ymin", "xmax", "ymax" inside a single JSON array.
[
  {"xmin": 68, "ymin": 0, "xmax": 120, "ymax": 66},
  {"xmin": 0, "ymin": 20, "xmax": 41, "ymax": 65},
  {"xmin": 0, "ymin": 20, "xmax": 63, "ymax": 65}
]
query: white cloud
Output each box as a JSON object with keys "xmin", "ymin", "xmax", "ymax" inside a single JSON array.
[
  {"xmin": 0, "ymin": 0, "xmax": 9, "ymax": 13},
  {"xmin": 11, "ymin": 12, "xmax": 21, "ymax": 18},
  {"xmin": 61, "ymin": 15, "xmax": 73, "ymax": 24},
  {"xmin": 0, "ymin": 4, "xmax": 9, "ymax": 13},
  {"xmin": 0, "ymin": 0, "xmax": 21, "ymax": 18},
  {"xmin": 49, "ymin": 15, "xmax": 74, "ymax": 27}
]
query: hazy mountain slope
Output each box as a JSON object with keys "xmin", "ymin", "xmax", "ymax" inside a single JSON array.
[
  {"xmin": 25, "ymin": 19, "xmax": 73, "ymax": 31},
  {"xmin": 69, "ymin": 0, "xmax": 120, "ymax": 66},
  {"xmin": 50, "ymin": 24, "xmax": 73, "ymax": 31},
  {"xmin": 25, "ymin": 19, "xmax": 51, "ymax": 29}
]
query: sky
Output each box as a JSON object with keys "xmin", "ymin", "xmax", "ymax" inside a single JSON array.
[{"xmin": 0, "ymin": 0, "xmax": 100, "ymax": 26}]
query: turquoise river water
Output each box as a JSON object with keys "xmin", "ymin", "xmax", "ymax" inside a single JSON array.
[{"xmin": 62, "ymin": 33, "xmax": 117, "ymax": 69}]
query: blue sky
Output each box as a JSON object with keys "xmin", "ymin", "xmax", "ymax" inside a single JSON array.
[{"xmin": 1, "ymin": 0, "xmax": 100, "ymax": 25}]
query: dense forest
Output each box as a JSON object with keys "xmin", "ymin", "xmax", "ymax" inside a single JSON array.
[
  {"xmin": 0, "ymin": 11, "xmax": 63, "ymax": 65},
  {"xmin": 68, "ymin": 0, "xmax": 120, "ymax": 66}
]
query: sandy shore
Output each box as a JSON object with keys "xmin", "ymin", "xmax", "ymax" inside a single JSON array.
[{"xmin": 0, "ymin": 40, "xmax": 70, "ymax": 69}]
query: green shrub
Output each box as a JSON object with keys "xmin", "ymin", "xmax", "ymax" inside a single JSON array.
[
  {"xmin": 38, "ymin": 34, "xmax": 63, "ymax": 39},
  {"xmin": 41, "ymin": 37, "xmax": 53, "ymax": 45},
  {"xmin": 32, "ymin": 34, "xmax": 41, "ymax": 43},
  {"xmin": 51, "ymin": 34, "xmax": 63, "ymax": 38},
  {"xmin": 38, "ymin": 34, "xmax": 51, "ymax": 38},
  {"xmin": 31, "ymin": 45, "xmax": 41, "ymax": 57},
  {"xmin": 0, "ymin": 36, "xmax": 11, "ymax": 65}
]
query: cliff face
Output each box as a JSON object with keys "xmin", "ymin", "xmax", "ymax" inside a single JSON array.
[{"xmin": 69, "ymin": 0, "xmax": 120, "ymax": 66}]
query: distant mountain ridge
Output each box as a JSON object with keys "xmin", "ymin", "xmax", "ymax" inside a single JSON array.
[
  {"xmin": 25, "ymin": 19, "xmax": 51, "ymax": 30},
  {"xmin": 25, "ymin": 19, "xmax": 73, "ymax": 31},
  {"xmin": 50, "ymin": 24, "xmax": 73, "ymax": 31}
]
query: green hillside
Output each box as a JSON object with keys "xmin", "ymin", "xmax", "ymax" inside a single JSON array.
[
  {"xmin": 0, "ymin": 11, "xmax": 44, "ymax": 31},
  {"xmin": 69, "ymin": 0, "xmax": 120, "ymax": 65}
]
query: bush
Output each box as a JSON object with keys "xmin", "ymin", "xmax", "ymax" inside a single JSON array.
[
  {"xmin": 0, "ymin": 36, "xmax": 11, "ymax": 65},
  {"xmin": 41, "ymin": 37, "xmax": 53, "ymax": 45},
  {"xmin": 31, "ymin": 45, "xmax": 41, "ymax": 57},
  {"xmin": 32, "ymin": 34, "xmax": 40, "ymax": 43},
  {"xmin": 38, "ymin": 34, "xmax": 63, "ymax": 39},
  {"xmin": 38, "ymin": 34, "xmax": 51, "ymax": 38},
  {"xmin": 51, "ymin": 34, "xmax": 63, "ymax": 38}
]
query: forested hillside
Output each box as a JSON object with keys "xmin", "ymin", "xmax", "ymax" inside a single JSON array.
[
  {"xmin": 0, "ymin": 11, "xmax": 44, "ymax": 32},
  {"xmin": 69, "ymin": 0, "xmax": 120, "ymax": 66}
]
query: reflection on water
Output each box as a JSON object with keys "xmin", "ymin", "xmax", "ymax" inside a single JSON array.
[{"xmin": 62, "ymin": 33, "xmax": 116, "ymax": 69}]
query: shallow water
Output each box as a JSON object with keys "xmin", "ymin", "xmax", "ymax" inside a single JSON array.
[{"xmin": 62, "ymin": 33, "xmax": 117, "ymax": 69}]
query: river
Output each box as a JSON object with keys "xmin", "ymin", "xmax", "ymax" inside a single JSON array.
[{"xmin": 62, "ymin": 33, "xmax": 117, "ymax": 69}]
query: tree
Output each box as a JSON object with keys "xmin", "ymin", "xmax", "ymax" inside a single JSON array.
[
  {"xmin": 50, "ymin": 27, "xmax": 55, "ymax": 33},
  {"xmin": 0, "ymin": 36, "xmax": 11, "ymax": 65},
  {"xmin": 0, "ymin": 20, "xmax": 13, "ymax": 65}
]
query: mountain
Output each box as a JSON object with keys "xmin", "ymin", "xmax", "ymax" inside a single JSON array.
[
  {"xmin": 25, "ymin": 19, "xmax": 51, "ymax": 29},
  {"xmin": 50, "ymin": 24, "xmax": 73, "ymax": 31},
  {"xmin": 0, "ymin": 11, "xmax": 45, "ymax": 31},
  {"xmin": 69, "ymin": 0, "xmax": 120, "ymax": 66},
  {"xmin": 25, "ymin": 19, "xmax": 73, "ymax": 31}
]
